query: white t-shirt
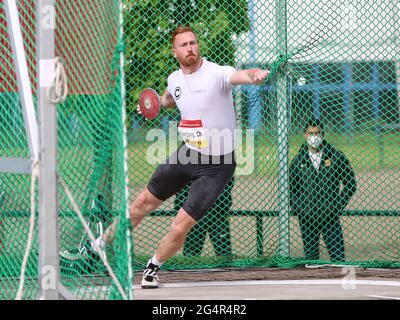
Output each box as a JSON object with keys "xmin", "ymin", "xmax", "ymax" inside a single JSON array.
[{"xmin": 167, "ymin": 59, "xmax": 237, "ymax": 156}]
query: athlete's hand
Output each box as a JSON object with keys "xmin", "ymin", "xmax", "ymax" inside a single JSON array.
[
  {"xmin": 230, "ymin": 69, "xmax": 270, "ymax": 86},
  {"xmin": 253, "ymin": 69, "xmax": 270, "ymax": 84},
  {"xmin": 136, "ymin": 104, "xmax": 150, "ymax": 121}
]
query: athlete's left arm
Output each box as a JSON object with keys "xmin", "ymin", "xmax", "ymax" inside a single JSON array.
[
  {"xmin": 160, "ymin": 90, "xmax": 176, "ymax": 109},
  {"xmin": 229, "ymin": 68, "xmax": 270, "ymax": 85}
]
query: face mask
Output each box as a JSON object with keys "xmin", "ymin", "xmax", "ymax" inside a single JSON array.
[{"xmin": 306, "ymin": 135, "xmax": 323, "ymax": 149}]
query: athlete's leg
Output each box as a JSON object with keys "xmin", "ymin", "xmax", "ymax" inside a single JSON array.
[
  {"xmin": 183, "ymin": 220, "xmax": 207, "ymax": 256},
  {"xmin": 141, "ymin": 208, "xmax": 196, "ymax": 288},
  {"xmin": 130, "ymin": 187, "xmax": 163, "ymax": 227},
  {"xmin": 143, "ymin": 150, "xmax": 236, "ymax": 288},
  {"xmin": 155, "ymin": 208, "xmax": 197, "ymax": 262},
  {"xmin": 99, "ymin": 155, "xmax": 193, "ymax": 247}
]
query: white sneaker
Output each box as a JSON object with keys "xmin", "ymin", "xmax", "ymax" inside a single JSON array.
[
  {"xmin": 141, "ymin": 265, "xmax": 159, "ymax": 289},
  {"xmin": 60, "ymin": 240, "xmax": 92, "ymax": 261},
  {"xmin": 60, "ymin": 239, "xmax": 105, "ymax": 262}
]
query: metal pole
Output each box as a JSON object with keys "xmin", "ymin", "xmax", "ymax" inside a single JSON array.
[
  {"xmin": 37, "ymin": 0, "xmax": 60, "ymax": 299},
  {"xmin": 248, "ymin": 0, "xmax": 261, "ymax": 132},
  {"xmin": 276, "ymin": 0, "xmax": 290, "ymax": 257},
  {"xmin": 393, "ymin": 1, "xmax": 400, "ymax": 122},
  {"xmin": 119, "ymin": 0, "xmax": 133, "ymax": 300}
]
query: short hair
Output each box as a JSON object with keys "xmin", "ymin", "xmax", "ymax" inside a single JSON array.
[
  {"xmin": 171, "ymin": 25, "xmax": 197, "ymax": 45},
  {"xmin": 305, "ymin": 118, "xmax": 324, "ymax": 132}
]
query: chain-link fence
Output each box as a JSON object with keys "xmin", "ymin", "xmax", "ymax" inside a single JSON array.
[
  {"xmin": 125, "ymin": 0, "xmax": 399, "ymax": 271},
  {"xmin": 0, "ymin": 0, "xmax": 399, "ymax": 300}
]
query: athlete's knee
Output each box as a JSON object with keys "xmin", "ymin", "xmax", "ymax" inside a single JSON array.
[
  {"xmin": 170, "ymin": 221, "xmax": 192, "ymax": 239},
  {"xmin": 131, "ymin": 189, "xmax": 161, "ymax": 216},
  {"xmin": 170, "ymin": 209, "xmax": 196, "ymax": 238}
]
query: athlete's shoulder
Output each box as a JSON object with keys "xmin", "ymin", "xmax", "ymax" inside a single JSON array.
[
  {"xmin": 204, "ymin": 60, "xmax": 236, "ymax": 87},
  {"xmin": 203, "ymin": 59, "xmax": 220, "ymax": 68},
  {"xmin": 167, "ymin": 69, "xmax": 182, "ymax": 87},
  {"xmin": 168, "ymin": 69, "xmax": 180, "ymax": 81},
  {"xmin": 204, "ymin": 59, "xmax": 235, "ymax": 72}
]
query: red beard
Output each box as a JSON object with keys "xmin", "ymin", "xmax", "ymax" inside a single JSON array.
[{"xmin": 181, "ymin": 54, "xmax": 198, "ymax": 67}]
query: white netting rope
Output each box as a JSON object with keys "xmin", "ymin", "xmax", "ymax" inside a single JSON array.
[
  {"xmin": 15, "ymin": 56, "xmax": 69, "ymax": 300},
  {"xmin": 15, "ymin": 160, "xmax": 39, "ymax": 300},
  {"xmin": 58, "ymin": 175, "xmax": 129, "ymax": 300},
  {"xmin": 49, "ymin": 55, "xmax": 126, "ymax": 298}
]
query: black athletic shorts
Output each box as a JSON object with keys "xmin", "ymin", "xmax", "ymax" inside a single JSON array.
[{"xmin": 147, "ymin": 144, "xmax": 236, "ymax": 221}]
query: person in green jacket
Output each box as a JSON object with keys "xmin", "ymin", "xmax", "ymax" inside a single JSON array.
[{"xmin": 289, "ymin": 118, "xmax": 357, "ymax": 262}]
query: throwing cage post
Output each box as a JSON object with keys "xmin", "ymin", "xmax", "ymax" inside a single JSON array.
[{"xmin": 37, "ymin": 0, "xmax": 68, "ymax": 300}]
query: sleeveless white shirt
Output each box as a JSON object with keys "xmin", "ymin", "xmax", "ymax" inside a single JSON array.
[{"xmin": 167, "ymin": 59, "xmax": 237, "ymax": 156}]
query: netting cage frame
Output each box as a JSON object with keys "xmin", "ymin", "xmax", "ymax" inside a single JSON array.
[{"xmin": 0, "ymin": 0, "xmax": 132, "ymax": 300}]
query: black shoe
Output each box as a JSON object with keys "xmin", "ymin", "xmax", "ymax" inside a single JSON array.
[{"xmin": 141, "ymin": 263, "xmax": 160, "ymax": 289}]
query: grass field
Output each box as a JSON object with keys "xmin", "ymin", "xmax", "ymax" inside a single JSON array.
[
  {"xmin": 127, "ymin": 130, "xmax": 400, "ymax": 185},
  {"xmin": 127, "ymin": 129, "xmax": 399, "ymax": 269}
]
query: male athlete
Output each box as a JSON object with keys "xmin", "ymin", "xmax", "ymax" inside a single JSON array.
[{"xmin": 88, "ymin": 25, "xmax": 269, "ymax": 288}]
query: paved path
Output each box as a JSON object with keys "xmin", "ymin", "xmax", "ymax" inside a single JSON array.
[{"xmin": 133, "ymin": 278, "xmax": 400, "ymax": 300}]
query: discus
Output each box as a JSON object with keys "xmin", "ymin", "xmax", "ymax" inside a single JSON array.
[{"xmin": 138, "ymin": 88, "xmax": 160, "ymax": 120}]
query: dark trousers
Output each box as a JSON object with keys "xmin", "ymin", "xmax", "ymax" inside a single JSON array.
[
  {"xmin": 177, "ymin": 177, "xmax": 234, "ymax": 257},
  {"xmin": 298, "ymin": 214, "xmax": 345, "ymax": 262},
  {"xmin": 183, "ymin": 214, "xmax": 232, "ymax": 256}
]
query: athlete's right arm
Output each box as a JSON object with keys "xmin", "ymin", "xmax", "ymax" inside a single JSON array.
[
  {"xmin": 160, "ymin": 90, "xmax": 176, "ymax": 109},
  {"xmin": 229, "ymin": 68, "xmax": 269, "ymax": 85}
]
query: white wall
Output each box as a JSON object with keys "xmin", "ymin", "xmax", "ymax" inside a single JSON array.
[{"xmin": 234, "ymin": 0, "xmax": 399, "ymax": 65}]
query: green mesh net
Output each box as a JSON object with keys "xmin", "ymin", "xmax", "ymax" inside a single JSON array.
[
  {"xmin": 0, "ymin": 0, "xmax": 399, "ymax": 301},
  {"xmin": 125, "ymin": 0, "xmax": 399, "ymax": 271},
  {"xmin": 0, "ymin": 0, "xmax": 131, "ymax": 299}
]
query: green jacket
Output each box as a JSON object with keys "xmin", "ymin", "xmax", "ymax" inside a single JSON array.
[{"xmin": 289, "ymin": 141, "xmax": 357, "ymax": 217}]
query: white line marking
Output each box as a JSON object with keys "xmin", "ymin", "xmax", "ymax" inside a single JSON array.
[
  {"xmin": 368, "ymin": 295, "xmax": 400, "ymax": 300},
  {"xmin": 133, "ymin": 279, "xmax": 400, "ymax": 289}
]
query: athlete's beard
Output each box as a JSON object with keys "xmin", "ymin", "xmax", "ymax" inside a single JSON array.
[{"xmin": 180, "ymin": 54, "xmax": 200, "ymax": 67}]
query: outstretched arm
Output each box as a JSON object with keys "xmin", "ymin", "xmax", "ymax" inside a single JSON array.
[{"xmin": 229, "ymin": 68, "xmax": 270, "ymax": 85}]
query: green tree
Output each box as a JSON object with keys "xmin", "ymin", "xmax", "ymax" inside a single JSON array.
[{"xmin": 123, "ymin": 0, "xmax": 250, "ymax": 123}]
